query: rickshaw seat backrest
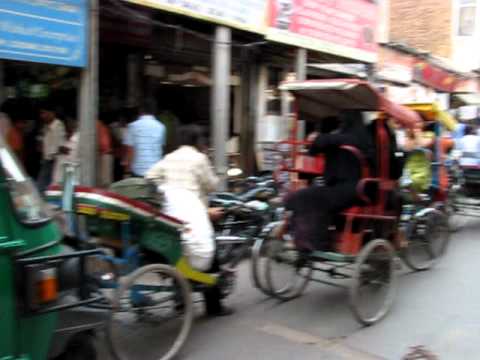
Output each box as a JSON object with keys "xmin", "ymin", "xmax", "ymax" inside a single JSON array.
[
  {"xmin": 356, "ymin": 178, "xmax": 380, "ymax": 204},
  {"xmin": 336, "ymin": 145, "xmax": 382, "ymax": 204},
  {"xmin": 334, "ymin": 132, "xmax": 398, "ymax": 255},
  {"xmin": 339, "ymin": 145, "xmax": 370, "ymax": 179}
]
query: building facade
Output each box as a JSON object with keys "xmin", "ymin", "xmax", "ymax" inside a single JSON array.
[
  {"xmin": 389, "ymin": 0, "xmax": 480, "ymax": 72},
  {"xmin": 389, "ymin": 0, "xmax": 453, "ymax": 60},
  {"xmin": 452, "ymin": 0, "xmax": 480, "ymax": 71}
]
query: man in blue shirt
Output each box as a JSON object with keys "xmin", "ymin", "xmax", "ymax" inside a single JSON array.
[{"xmin": 123, "ymin": 101, "xmax": 166, "ymax": 177}]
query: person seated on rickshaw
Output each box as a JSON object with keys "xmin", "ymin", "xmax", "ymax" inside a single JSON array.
[
  {"xmin": 456, "ymin": 125, "xmax": 480, "ymax": 167},
  {"xmin": 398, "ymin": 122, "xmax": 435, "ymax": 200},
  {"xmin": 280, "ymin": 110, "xmax": 377, "ymax": 252},
  {"xmin": 146, "ymin": 124, "xmax": 232, "ymax": 316}
]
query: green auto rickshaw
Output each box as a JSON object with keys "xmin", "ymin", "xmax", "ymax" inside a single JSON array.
[{"xmin": 0, "ymin": 135, "xmax": 106, "ymax": 360}]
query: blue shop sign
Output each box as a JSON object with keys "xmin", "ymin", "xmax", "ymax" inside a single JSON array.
[{"xmin": 0, "ymin": 0, "xmax": 88, "ymax": 67}]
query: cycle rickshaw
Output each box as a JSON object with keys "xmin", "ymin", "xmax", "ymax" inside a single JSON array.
[
  {"xmin": 251, "ymin": 79, "xmax": 449, "ymax": 325},
  {"xmin": 395, "ymin": 103, "xmax": 456, "ymax": 255},
  {"xmin": 403, "ymin": 102, "xmax": 457, "ymax": 201},
  {"xmin": 47, "ymin": 170, "xmax": 238, "ymax": 360},
  {"xmin": 442, "ymin": 120, "xmax": 480, "ymax": 223}
]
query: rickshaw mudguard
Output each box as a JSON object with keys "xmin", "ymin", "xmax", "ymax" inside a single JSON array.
[{"xmin": 175, "ymin": 257, "xmax": 217, "ymax": 285}]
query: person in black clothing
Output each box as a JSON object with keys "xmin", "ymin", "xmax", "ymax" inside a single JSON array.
[{"xmin": 285, "ymin": 110, "xmax": 376, "ymax": 251}]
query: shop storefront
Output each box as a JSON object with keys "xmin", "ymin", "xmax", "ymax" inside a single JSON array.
[
  {"xmin": 0, "ymin": 0, "xmax": 89, "ymax": 178},
  {"xmin": 104, "ymin": 0, "xmax": 381, "ymax": 174},
  {"xmin": 101, "ymin": 0, "xmax": 267, "ymax": 177}
]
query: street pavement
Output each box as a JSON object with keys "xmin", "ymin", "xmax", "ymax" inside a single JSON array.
[{"xmin": 99, "ymin": 217, "xmax": 480, "ymax": 360}]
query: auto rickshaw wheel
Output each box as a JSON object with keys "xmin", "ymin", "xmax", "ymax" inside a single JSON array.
[
  {"xmin": 349, "ymin": 239, "xmax": 396, "ymax": 326},
  {"xmin": 264, "ymin": 238, "xmax": 312, "ymax": 301},
  {"xmin": 57, "ymin": 332, "xmax": 97, "ymax": 360},
  {"xmin": 108, "ymin": 264, "xmax": 193, "ymax": 360}
]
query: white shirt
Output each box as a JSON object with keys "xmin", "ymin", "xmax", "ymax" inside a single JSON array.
[
  {"xmin": 42, "ymin": 119, "xmax": 66, "ymax": 161},
  {"xmin": 145, "ymin": 146, "xmax": 219, "ymax": 206},
  {"xmin": 395, "ymin": 129, "xmax": 406, "ymax": 150},
  {"xmin": 53, "ymin": 132, "xmax": 79, "ymax": 184},
  {"xmin": 458, "ymin": 134, "xmax": 480, "ymax": 166},
  {"xmin": 123, "ymin": 115, "xmax": 165, "ymax": 176}
]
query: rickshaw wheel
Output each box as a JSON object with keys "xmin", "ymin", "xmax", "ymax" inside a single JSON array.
[
  {"xmin": 445, "ymin": 189, "xmax": 463, "ymax": 232},
  {"xmin": 349, "ymin": 239, "xmax": 396, "ymax": 326},
  {"xmin": 402, "ymin": 209, "xmax": 449, "ymax": 271},
  {"xmin": 264, "ymin": 238, "xmax": 312, "ymax": 301},
  {"xmin": 401, "ymin": 215, "xmax": 436, "ymax": 271},
  {"xmin": 108, "ymin": 264, "xmax": 193, "ymax": 360},
  {"xmin": 425, "ymin": 210, "xmax": 450, "ymax": 257},
  {"xmin": 251, "ymin": 236, "xmax": 274, "ymax": 296}
]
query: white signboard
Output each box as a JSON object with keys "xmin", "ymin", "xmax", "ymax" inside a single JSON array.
[{"xmin": 124, "ymin": 0, "xmax": 267, "ymax": 34}]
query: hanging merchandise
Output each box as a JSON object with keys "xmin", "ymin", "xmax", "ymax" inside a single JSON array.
[{"xmin": 29, "ymin": 84, "xmax": 49, "ymax": 99}]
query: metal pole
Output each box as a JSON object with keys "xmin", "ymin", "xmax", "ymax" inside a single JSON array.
[
  {"xmin": 239, "ymin": 52, "xmax": 258, "ymax": 175},
  {"xmin": 211, "ymin": 26, "xmax": 231, "ymax": 190},
  {"xmin": 295, "ymin": 48, "xmax": 307, "ymax": 140},
  {"xmin": 0, "ymin": 60, "xmax": 4, "ymax": 104},
  {"xmin": 281, "ymin": 67, "xmax": 290, "ymax": 127},
  {"xmin": 295, "ymin": 48, "xmax": 307, "ymax": 81},
  {"xmin": 78, "ymin": 0, "xmax": 99, "ymax": 186}
]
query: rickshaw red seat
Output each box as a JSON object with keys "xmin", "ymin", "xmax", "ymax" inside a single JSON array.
[{"xmin": 292, "ymin": 154, "xmax": 324, "ymax": 175}]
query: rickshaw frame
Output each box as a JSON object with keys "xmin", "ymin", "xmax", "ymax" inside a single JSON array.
[
  {"xmin": 46, "ymin": 165, "xmax": 242, "ymax": 360},
  {"xmin": 252, "ymin": 79, "xmax": 449, "ymax": 325}
]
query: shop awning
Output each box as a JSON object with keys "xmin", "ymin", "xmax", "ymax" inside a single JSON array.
[
  {"xmin": 308, "ymin": 64, "xmax": 368, "ymax": 79},
  {"xmin": 280, "ymin": 79, "xmax": 421, "ymax": 129},
  {"xmin": 452, "ymin": 93, "xmax": 480, "ymax": 107}
]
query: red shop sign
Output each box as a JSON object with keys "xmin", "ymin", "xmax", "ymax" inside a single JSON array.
[
  {"xmin": 413, "ymin": 61, "xmax": 459, "ymax": 92},
  {"xmin": 266, "ymin": 0, "xmax": 378, "ymax": 63}
]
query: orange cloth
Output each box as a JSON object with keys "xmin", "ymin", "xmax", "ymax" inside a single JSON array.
[
  {"xmin": 7, "ymin": 127, "xmax": 24, "ymax": 158},
  {"xmin": 440, "ymin": 137, "xmax": 454, "ymax": 154},
  {"xmin": 97, "ymin": 121, "xmax": 112, "ymax": 155},
  {"xmin": 438, "ymin": 137, "xmax": 454, "ymax": 196}
]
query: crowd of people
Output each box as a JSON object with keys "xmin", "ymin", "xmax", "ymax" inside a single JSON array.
[
  {"xmin": 0, "ymin": 98, "xmax": 178, "ymax": 191},
  {"xmin": 0, "ymin": 97, "xmax": 233, "ymax": 316}
]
